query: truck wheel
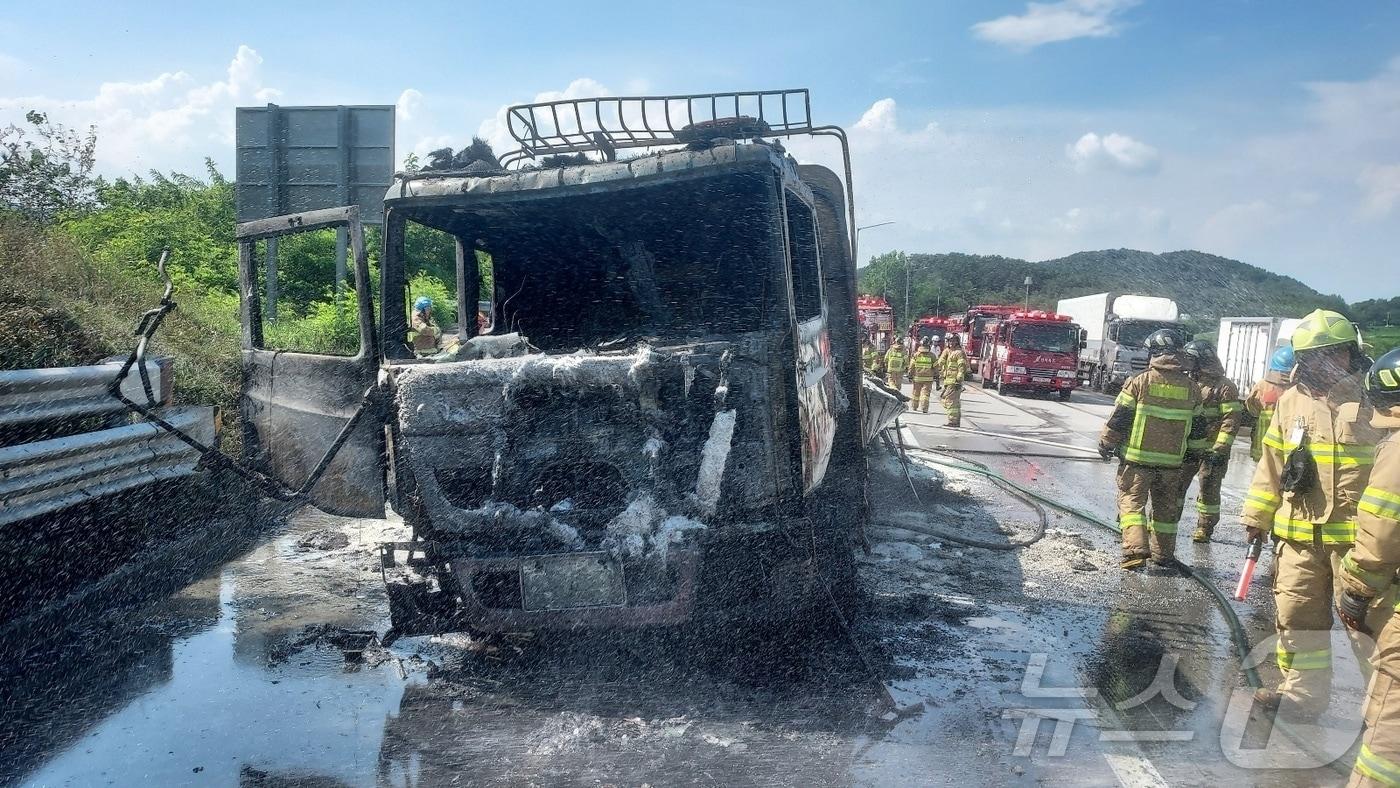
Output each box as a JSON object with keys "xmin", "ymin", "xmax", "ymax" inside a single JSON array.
[{"xmin": 1058, "ymin": 389, "xmax": 1072, "ymax": 402}]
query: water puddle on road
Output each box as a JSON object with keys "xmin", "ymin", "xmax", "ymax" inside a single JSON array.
[{"xmin": 17, "ymin": 572, "xmax": 413, "ymax": 787}]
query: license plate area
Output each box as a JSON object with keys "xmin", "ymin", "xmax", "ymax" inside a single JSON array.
[
  {"xmin": 521, "ymin": 552, "xmax": 626, "ymax": 611},
  {"xmin": 1032, "ymin": 377, "xmax": 1052, "ymax": 383}
]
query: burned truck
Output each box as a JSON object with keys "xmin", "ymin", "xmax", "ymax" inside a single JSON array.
[{"xmin": 235, "ymin": 90, "xmax": 870, "ymax": 640}]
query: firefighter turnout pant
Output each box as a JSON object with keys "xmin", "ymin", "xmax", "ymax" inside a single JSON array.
[
  {"xmin": 1274, "ymin": 539, "xmax": 1393, "ymax": 720},
  {"xmin": 1350, "ymin": 605, "xmax": 1400, "ymax": 787},
  {"xmin": 1116, "ymin": 462, "xmax": 1190, "ymax": 562},
  {"xmin": 1192, "ymin": 454, "xmax": 1229, "ymax": 539},
  {"xmin": 940, "ymin": 382, "xmax": 963, "ymax": 427},
  {"xmin": 911, "ymin": 381, "xmax": 933, "ymax": 413}
]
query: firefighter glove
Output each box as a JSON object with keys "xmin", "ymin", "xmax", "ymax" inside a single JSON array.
[{"xmin": 1338, "ymin": 591, "xmax": 1372, "ymax": 635}]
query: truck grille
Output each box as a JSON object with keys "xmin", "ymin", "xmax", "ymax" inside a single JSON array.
[
  {"xmin": 1027, "ymin": 368, "xmax": 1059, "ymax": 378},
  {"xmin": 1130, "ymin": 359, "xmax": 1148, "ymax": 371}
]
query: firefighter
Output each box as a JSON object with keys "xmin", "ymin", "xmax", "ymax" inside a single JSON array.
[
  {"xmin": 862, "ymin": 341, "xmax": 881, "ymax": 376},
  {"xmin": 938, "ymin": 335, "xmax": 969, "ymax": 427},
  {"xmin": 1246, "ymin": 344, "xmax": 1295, "ymax": 462},
  {"xmin": 1337, "ymin": 349, "xmax": 1400, "ymax": 786},
  {"xmin": 1183, "ymin": 340, "xmax": 1245, "ymax": 543},
  {"xmin": 1098, "ymin": 328, "xmax": 1206, "ymax": 569},
  {"xmin": 1244, "ymin": 309, "xmax": 1383, "ymax": 718},
  {"xmin": 885, "ymin": 341, "xmax": 908, "ymax": 391},
  {"xmin": 409, "ymin": 296, "xmax": 442, "ymax": 354},
  {"xmin": 909, "ymin": 338, "xmax": 938, "ymax": 414}
]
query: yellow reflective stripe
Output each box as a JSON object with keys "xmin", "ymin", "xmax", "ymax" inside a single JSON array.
[
  {"xmin": 1244, "ymin": 489, "xmax": 1280, "ymax": 512},
  {"xmin": 1121, "ymin": 513, "xmax": 1147, "ymax": 527},
  {"xmin": 1199, "ymin": 404, "xmax": 1222, "ymax": 417},
  {"xmin": 1276, "ymin": 643, "xmax": 1331, "ymax": 671},
  {"xmin": 1136, "ymin": 403, "xmax": 1194, "ymax": 420},
  {"xmin": 1220, "ymin": 400, "xmax": 1244, "ymax": 414},
  {"xmin": 1148, "ymin": 383, "xmax": 1190, "ymax": 400},
  {"xmin": 1342, "ymin": 552, "xmax": 1393, "ymax": 592},
  {"xmin": 1122, "ymin": 448, "xmax": 1184, "ymax": 466},
  {"xmin": 1356, "ymin": 743, "xmax": 1400, "ymax": 787},
  {"xmin": 1115, "ymin": 391, "xmax": 1137, "ymax": 408},
  {"xmin": 1271, "ymin": 513, "xmax": 1356, "ymax": 544},
  {"xmin": 1149, "ymin": 520, "xmax": 1179, "ymax": 534},
  {"xmin": 1361, "ymin": 487, "xmax": 1400, "ymax": 522},
  {"xmin": 1196, "ymin": 502, "xmax": 1221, "ymax": 514},
  {"xmin": 1213, "ymin": 431, "xmax": 1236, "ymax": 448}
]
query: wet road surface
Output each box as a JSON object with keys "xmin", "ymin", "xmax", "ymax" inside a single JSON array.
[{"xmin": 0, "ymin": 381, "xmax": 1372, "ymax": 786}]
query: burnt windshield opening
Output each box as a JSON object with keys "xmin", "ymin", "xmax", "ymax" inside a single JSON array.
[
  {"xmin": 1010, "ymin": 324, "xmax": 1079, "ymax": 353},
  {"xmin": 389, "ymin": 171, "xmax": 781, "ymax": 354}
]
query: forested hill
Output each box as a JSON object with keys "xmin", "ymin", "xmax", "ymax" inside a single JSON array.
[{"xmin": 858, "ymin": 249, "xmax": 1349, "ymax": 330}]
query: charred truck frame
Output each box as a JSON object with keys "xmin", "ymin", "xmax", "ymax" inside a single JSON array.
[{"xmin": 234, "ymin": 90, "xmax": 868, "ymax": 641}]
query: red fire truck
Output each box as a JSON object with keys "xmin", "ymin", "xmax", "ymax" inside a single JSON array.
[
  {"xmin": 857, "ymin": 295, "xmax": 896, "ymax": 350},
  {"xmin": 959, "ymin": 305, "xmax": 1021, "ymax": 363},
  {"xmin": 977, "ymin": 310, "xmax": 1085, "ymax": 400},
  {"xmin": 906, "ymin": 316, "xmax": 954, "ymax": 353}
]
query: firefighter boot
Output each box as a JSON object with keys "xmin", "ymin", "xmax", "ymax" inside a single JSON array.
[{"xmin": 1192, "ymin": 515, "xmax": 1217, "ymax": 543}]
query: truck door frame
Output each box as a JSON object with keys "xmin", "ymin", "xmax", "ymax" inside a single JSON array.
[{"xmin": 235, "ymin": 205, "xmax": 386, "ymax": 517}]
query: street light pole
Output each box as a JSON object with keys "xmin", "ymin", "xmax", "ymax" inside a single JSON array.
[{"xmin": 1024, "ymin": 275, "xmax": 1033, "ymax": 312}]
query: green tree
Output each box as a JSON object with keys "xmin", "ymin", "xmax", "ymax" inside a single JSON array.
[{"xmin": 0, "ymin": 110, "xmax": 99, "ymax": 222}]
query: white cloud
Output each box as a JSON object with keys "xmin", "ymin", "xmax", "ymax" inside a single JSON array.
[
  {"xmin": 395, "ymin": 88, "xmax": 423, "ymax": 122},
  {"xmin": 972, "ymin": 0, "xmax": 1138, "ymax": 51},
  {"xmin": 476, "ymin": 77, "xmax": 614, "ymax": 156},
  {"xmin": 1067, "ymin": 131, "xmax": 1160, "ymax": 173},
  {"xmin": 0, "ymin": 45, "xmax": 280, "ymax": 175},
  {"xmin": 1358, "ymin": 163, "xmax": 1400, "ymax": 219}
]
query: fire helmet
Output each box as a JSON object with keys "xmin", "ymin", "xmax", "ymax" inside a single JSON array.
[
  {"xmin": 1292, "ymin": 309, "xmax": 1358, "ymax": 353},
  {"xmin": 1366, "ymin": 348, "xmax": 1400, "ymax": 408},
  {"xmin": 1145, "ymin": 328, "xmax": 1188, "ymax": 357}
]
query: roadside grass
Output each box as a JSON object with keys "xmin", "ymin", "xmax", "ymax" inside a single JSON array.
[
  {"xmin": 1365, "ymin": 326, "xmax": 1400, "ymax": 357},
  {"xmin": 0, "ymin": 218, "xmax": 244, "ymax": 450}
]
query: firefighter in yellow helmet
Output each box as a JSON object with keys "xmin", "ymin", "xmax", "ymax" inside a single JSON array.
[
  {"xmin": 1182, "ymin": 340, "xmax": 1245, "ymax": 543},
  {"xmin": 884, "ymin": 341, "xmax": 908, "ymax": 391},
  {"xmin": 1337, "ymin": 348, "xmax": 1400, "ymax": 786},
  {"xmin": 908, "ymin": 338, "xmax": 938, "ymax": 414},
  {"xmin": 938, "ymin": 334, "xmax": 969, "ymax": 427},
  {"xmin": 1244, "ymin": 309, "xmax": 1385, "ymax": 719},
  {"xmin": 1245, "ymin": 344, "xmax": 1295, "ymax": 463},
  {"xmin": 1098, "ymin": 328, "xmax": 1206, "ymax": 569}
]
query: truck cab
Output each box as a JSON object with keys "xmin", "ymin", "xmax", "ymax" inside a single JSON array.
[
  {"xmin": 960, "ymin": 305, "xmax": 1020, "ymax": 374},
  {"xmin": 233, "ymin": 91, "xmax": 869, "ymax": 641},
  {"xmin": 978, "ymin": 311, "xmax": 1083, "ymax": 400}
]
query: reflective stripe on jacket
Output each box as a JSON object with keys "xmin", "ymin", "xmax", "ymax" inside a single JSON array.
[
  {"xmin": 1099, "ymin": 354, "xmax": 1203, "ymax": 468},
  {"xmin": 910, "ymin": 351, "xmax": 937, "ymax": 382},
  {"xmin": 938, "ymin": 349, "xmax": 968, "ymax": 385},
  {"xmin": 863, "ymin": 349, "xmax": 880, "ymax": 373},
  {"xmin": 1339, "ymin": 410, "xmax": 1400, "ymax": 600},
  {"xmin": 885, "ymin": 348, "xmax": 907, "ymax": 374},
  {"xmin": 1246, "ymin": 378, "xmax": 1287, "ymax": 462},
  {"xmin": 1188, "ymin": 364, "xmax": 1243, "ymax": 453},
  {"xmin": 1241, "ymin": 374, "xmax": 1383, "ymax": 544}
]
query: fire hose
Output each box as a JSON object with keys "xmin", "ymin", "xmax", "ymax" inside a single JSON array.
[
  {"xmin": 900, "ymin": 441, "xmax": 1354, "ymax": 775},
  {"xmin": 105, "ymin": 249, "xmax": 380, "ymax": 503}
]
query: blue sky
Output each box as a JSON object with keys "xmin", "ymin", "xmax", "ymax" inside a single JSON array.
[{"xmin": 2, "ymin": 0, "xmax": 1398, "ymax": 300}]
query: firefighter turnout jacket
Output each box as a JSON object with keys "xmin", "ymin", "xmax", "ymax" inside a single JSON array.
[
  {"xmin": 1246, "ymin": 376, "xmax": 1288, "ymax": 462},
  {"xmin": 938, "ymin": 348, "xmax": 968, "ymax": 386},
  {"xmin": 1099, "ymin": 354, "xmax": 1205, "ymax": 468},
  {"xmin": 863, "ymin": 346, "xmax": 881, "ymax": 374},
  {"xmin": 910, "ymin": 350, "xmax": 938, "ymax": 383},
  {"xmin": 1189, "ymin": 360, "xmax": 1244, "ymax": 455},
  {"xmin": 1339, "ymin": 406, "xmax": 1400, "ymax": 605},
  {"xmin": 1242, "ymin": 374, "xmax": 1383, "ymax": 544},
  {"xmin": 885, "ymin": 346, "xmax": 908, "ymax": 377}
]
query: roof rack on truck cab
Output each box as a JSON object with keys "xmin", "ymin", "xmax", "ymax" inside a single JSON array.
[{"xmin": 488, "ymin": 89, "xmax": 856, "ymax": 259}]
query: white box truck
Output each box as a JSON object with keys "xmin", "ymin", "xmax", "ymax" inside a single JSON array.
[
  {"xmin": 1056, "ymin": 293, "xmax": 1185, "ymax": 393},
  {"xmin": 1216, "ymin": 317, "xmax": 1300, "ymax": 393}
]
